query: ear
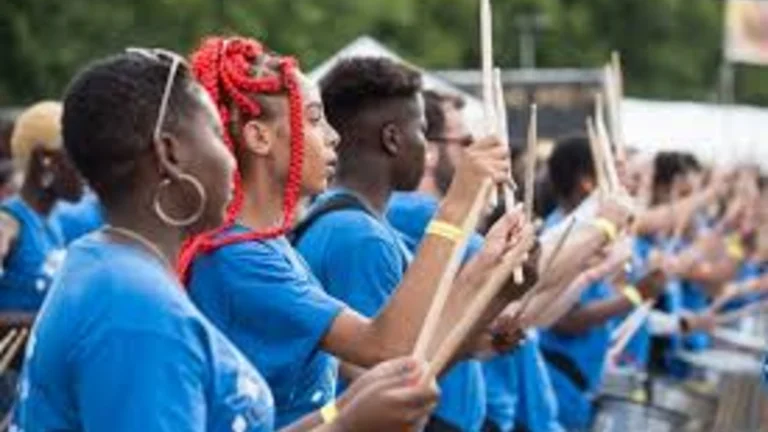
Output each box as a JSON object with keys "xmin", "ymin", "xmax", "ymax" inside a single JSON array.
[
  {"xmin": 152, "ymin": 132, "xmax": 185, "ymax": 180},
  {"xmin": 241, "ymin": 119, "xmax": 274, "ymax": 157},
  {"xmin": 581, "ymin": 177, "xmax": 596, "ymax": 194},
  {"xmin": 381, "ymin": 123, "xmax": 402, "ymax": 157}
]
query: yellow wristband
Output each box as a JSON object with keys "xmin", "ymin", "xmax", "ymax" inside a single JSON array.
[
  {"xmin": 622, "ymin": 284, "xmax": 643, "ymax": 307},
  {"xmin": 592, "ymin": 218, "xmax": 618, "ymax": 242},
  {"xmin": 426, "ymin": 220, "xmax": 465, "ymax": 243},
  {"xmin": 320, "ymin": 400, "xmax": 339, "ymax": 424},
  {"xmin": 725, "ymin": 234, "xmax": 745, "ymax": 261}
]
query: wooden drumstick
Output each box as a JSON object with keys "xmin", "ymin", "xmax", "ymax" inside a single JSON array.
[
  {"xmin": 426, "ymin": 227, "xmax": 536, "ymax": 379},
  {"xmin": 412, "ymin": 179, "xmax": 494, "ymax": 359},
  {"xmin": 0, "ymin": 328, "xmax": 27, "ymax": 374}
]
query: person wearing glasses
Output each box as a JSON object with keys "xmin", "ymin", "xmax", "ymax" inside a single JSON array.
[
  {"xmin": 181, "ymin": 36, "xmax": 531, "ymax": 429},
  {"xmin": 13, "ymin": 50, "xmax": 441, "ymax": 432},
  {"xmin": 0, "ymin": 101, "xmax": 83, "ymax": 325}
]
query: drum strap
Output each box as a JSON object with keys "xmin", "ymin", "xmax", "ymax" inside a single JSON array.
[{"xmin": 541, "ymin": 347, "xmax": 589, "ymax": 392}]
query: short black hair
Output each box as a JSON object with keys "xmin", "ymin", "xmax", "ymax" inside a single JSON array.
[
  {"xmin": 63, "ymin": 52, "xmax": 200, "ymax": 198},
  {"xmin": 424, "ymin": 90, "xmax": 464, "ymax": 140},
  {"xmin": 547, "ymin": 135, "xmax": 595, "ymax": 200},
  {"xmin": 321, "ymin": 57, "xmax": 422, "ymax": 129}
]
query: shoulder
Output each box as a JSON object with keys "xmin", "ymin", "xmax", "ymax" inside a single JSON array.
[
  {"xmin": 386, "ymin": 192, "xmax": 438, "ymax": 236},
  {"xmin": 59, "ymin": 238, "xmax": 201, "ymax": 334}
]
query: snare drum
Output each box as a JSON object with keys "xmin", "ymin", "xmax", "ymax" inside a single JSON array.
[
  {"xmin": 591, "ymin": 395, "xmax": 688, "ymax": 432},
  {"xmin": 677, "ymin": 349, "xmax": 764, "ymax": 431}
]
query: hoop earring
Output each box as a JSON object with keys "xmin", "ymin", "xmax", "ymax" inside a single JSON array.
[{"xmin": 153, "ymin": 173, "xmax": 207, "ymax": 227}]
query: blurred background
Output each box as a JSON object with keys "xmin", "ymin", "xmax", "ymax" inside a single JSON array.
[{"xmin": 1, "ymin": 0, "xmax": 768, "ymax": 164}]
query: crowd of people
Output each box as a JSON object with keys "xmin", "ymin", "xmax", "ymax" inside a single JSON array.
[{"xmin": 0, "ymin": 34, "xmax": 765, "ymax": 432}]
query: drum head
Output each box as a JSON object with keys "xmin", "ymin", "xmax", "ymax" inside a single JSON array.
[{"xmin": 677, "ymin": 349, "xmax": 761, "ymax": 375}]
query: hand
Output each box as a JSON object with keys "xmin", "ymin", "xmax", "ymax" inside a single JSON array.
[
  {"xmin": 450, "ymin": 136, "xmax": 511, "ymax": 194},
  {"xmin": 336, "ymin": 358, "xmax": 439, "ymax": 432},
  {"xmin": 596, "ymin": 194, "xmax": 634, "ymax": 231},
  {"xmin": 680, "ymin": 310, "xmax": 716, "ymax": 334},
  {"xmin": 635, "ymin": 268, "xmax": 666, "ymax": 301}
]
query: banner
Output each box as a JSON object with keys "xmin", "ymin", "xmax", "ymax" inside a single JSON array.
[{"xmin": 724, "ymin": 0, "xmax": 768, "ymax": 65}]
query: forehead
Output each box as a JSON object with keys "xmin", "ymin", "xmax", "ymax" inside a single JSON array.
[
  {"xmin": 297, "ymin": 72, "xmax": 321, "ymax": 106},
  {"xmin": 188, "ymin": 82, "xmax": 223, "ymax": 131}
]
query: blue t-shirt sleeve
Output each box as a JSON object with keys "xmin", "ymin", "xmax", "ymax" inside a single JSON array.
[
  {"xmin": 219, "ymin": 244, "xmax": 345, "ymax": 358},
  {"xmin": 322, "ymin": 235, "xmax": 403, "ymax": 317},
  {"xmin": 74, "ymin": 329, "xmax": 207, "ymax": 432}
]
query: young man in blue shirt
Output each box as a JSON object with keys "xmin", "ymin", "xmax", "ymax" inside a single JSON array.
[{"xmin": 296, "ymin": 60, "xmax": 530, "ymax": 432}]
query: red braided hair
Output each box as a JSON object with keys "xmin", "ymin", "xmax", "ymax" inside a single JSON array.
[{"xmin": 177, "ymin": 36, "xmax": 305, "ymax": 281}]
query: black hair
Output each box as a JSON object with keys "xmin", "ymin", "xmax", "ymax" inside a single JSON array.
[
  {"xmin": 653, "ymin": 151, "xmax": 690, "ymax": 189},
  {"xmin": 424, "ymin": 90, "xmax": 465, "ymax": 140},
  {"xmin": 62, "ymin": 52, "xmax": 200, "ymax": 198},
  {"xmin": 680, "ymin": 152, "xmax": 701, "ymax": 172},
  {"xmin": 321, "ymin": 57, "xmax": 422, "ymax": 131},
  {"xmin": 547, "ymin": 135, "xmax": 595, "ymax": 200}
]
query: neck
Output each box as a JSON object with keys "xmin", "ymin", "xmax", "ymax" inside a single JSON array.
[
  {"xmin": 559, "ymin": 194, "xmax": 584, "ymax": 216},
  {"xmin": 336, "ymin": 166, "xmax": 393, "ymax": 215},
  {"xmin": 239, "ymin": 166, "xmax": 288, "ymax": 233},
  {"xmin": 20, "ymin": 178, "xmax": 56, "ymax": 216},
  {"xmin": 105, "ymin": 199, "xmax": 185, "ymax": 268},
  {"xmin": 417, "ymin": 174, "xmax": 443, "ymax": 199}
]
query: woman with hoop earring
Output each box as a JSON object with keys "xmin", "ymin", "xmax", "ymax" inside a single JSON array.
[{"xmin": 13, "ymin": 50, "xmax": 439, "ymax": 431}]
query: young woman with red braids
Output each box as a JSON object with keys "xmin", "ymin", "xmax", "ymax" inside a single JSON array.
[
  {"xmin": 14, "ymin": 49, "xmax": 442, "ymax": 432},
  {"xmin": 183, "ymin": 36, "xmax": 529, "ymax": 428}
]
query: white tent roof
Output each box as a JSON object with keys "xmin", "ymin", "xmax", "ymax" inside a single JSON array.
[
  {"xmin": 622, "ymin": 98, "xmax": 768, "ymax": 168},
  {"xmin": 309, "ymin": 36, "xmax": 486, "ymax": 134}
]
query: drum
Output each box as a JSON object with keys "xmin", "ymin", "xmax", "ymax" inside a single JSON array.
[
  {"xmin": 649, "ymin": 377, "xmax": 717, "ymax": 431},
  {"xmin": 677, "ymin": 348, "xmax": 764, "ymax": 431},
  {"xmin": 591, "ymin": 395, "xmax": 688, "ymax": 432}
]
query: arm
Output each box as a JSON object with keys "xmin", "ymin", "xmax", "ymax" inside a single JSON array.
[
  {"xmin": 323, "ymin": 137, "xmax": 510, "ymax": 366},
  {"xmin": 0, "ymin": 211, "xmax": 19, "ymax": 266},
  {"xmin": 632, "ymin": 187, "xmax": 718, "ymax": 236}
]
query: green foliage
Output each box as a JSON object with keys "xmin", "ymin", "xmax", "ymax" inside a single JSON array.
[{"xmin": 1, "ymin": 0, "xmax": 767, "ymax": 105}]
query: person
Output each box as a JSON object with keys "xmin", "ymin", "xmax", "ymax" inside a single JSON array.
[
  {"xmin": 386, "ymin": 90, "xmax": 543, "ymax": 432},
  {"xmin": 183, "ymin": 37, "xmax": 526, "ymax": 428},
  {"xmin": 294, "ymin": 73, "xmax": 525, "ymax": 432},
  {"xmin": 538, "ymin": 136, "xmax": 663, "ymax": 430},
  {"xmin": 14, "ymin": 49, "xmax": 440, "ymax": 432},
  {"xmin": 0, "ymin": 101, "xmax": 84, "ymax": 324},
  {"xmin": 53, "ymin": 189, "xmax": 104, "ymax": 244}
]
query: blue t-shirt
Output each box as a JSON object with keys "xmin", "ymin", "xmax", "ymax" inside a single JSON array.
[
  {"xmin": 514, "ymin": 331, "xmax": 565, "ymax": 432},
  {"xmin": 299, "ymin": 190, "xmax": 486, "ymax": 432},
  {"xmin": 612, "ymin": 236, "xmax": 655, "ymax": 369},
  {"xmin": 384, "ymin": 192, "xmax": 487, "ymax": 432},
  {"xmin": 0, "ymin": 196, "xmax": 66, "ymax": 312},
  {"xmin": 53, "ymin": 191, "xmax": 104, "ymax": 244},
  {"xmin": 188, "ymin": 228, "xmax": 345, "ymax": 429},
  {"xmin": 540, "ymin": 280, "xmax": 614, "ymax": 429},
  {"xmin": 14, "ymin": 234, "xmax": 274, "ymax": 432}
]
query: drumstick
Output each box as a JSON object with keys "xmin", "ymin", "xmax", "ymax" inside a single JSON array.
[
  {"xmin": 595, "ymin": 94, "xmax": 620, "ymax": 192},
  {"xmin": 494, "ymin": 68, "xmax": 524, "ymax": 285},
  {"xmin": 0, "ymin": 328, "xmax": 27, "ymax": 374},
  {"xmin": 426, "ymin": 226, "xmax": 535, "ymax": 380},
  {"xmin": 608, "ymin": 301, "xmax": 653, "ymax": 361},
  {"xmin": 480, "ymin": 0, "xmax": 500, "ymax": 209},
  {"xmin": 524, "ymin": 104, "xmax": 538, "ymax": 220},
  {"xmin": 510, "ymin": 217, "xmax": 578, "ymax": 323},
  {"xmin": 605, "ymin": 54, "xmax": 626, "ymax": 163},
  {"xmin": 586, "ymin": 117, "xmax": 609, "ymax": 194},
  {"xmin": 412, "ymin": 179, "xmax": 494, "ymax": 359},
  {"xmin": 610, "ymin": 300, "xmax": 654, "ymax": 342},
  {"xmin": 0, "ymin": 329, "xmax": 18, "ymax": 356}
]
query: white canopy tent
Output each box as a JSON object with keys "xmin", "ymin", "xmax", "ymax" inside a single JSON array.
[
  {"xmin": 622, "ymin": 98, "xmax": 768, "ymax": 169},
  {"xmin": 309, "ymin": 35, "xmax": 486, "ymax": 134},
  {"xmin": 310, "ymin": 35, "xmax": 768, "ymax": 169}
]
